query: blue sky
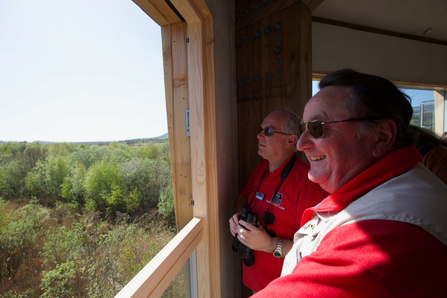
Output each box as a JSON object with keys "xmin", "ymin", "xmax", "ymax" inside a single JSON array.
[
  {"xmin": 0, "ymin": 1, "xmax": 435, "ymax": 143},
  {"xmin": 0, "ymin": 0, "xmax": 166, "ymax": 142}
]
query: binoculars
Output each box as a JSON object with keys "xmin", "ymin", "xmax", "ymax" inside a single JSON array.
[{"xmin": 232, "ymin": 205, "xmax": 258, "ymax": 267}]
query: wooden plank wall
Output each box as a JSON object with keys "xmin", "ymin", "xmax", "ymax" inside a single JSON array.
[{"xmin": 235, "ymin": 0, "xmax": 312, "ymax": 188}]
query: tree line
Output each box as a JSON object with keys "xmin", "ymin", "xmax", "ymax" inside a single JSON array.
[{"xmin": 0, "ymin": 141, "xmax": 174, "ymax": 221}]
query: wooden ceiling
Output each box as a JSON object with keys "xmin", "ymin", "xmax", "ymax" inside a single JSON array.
[{"xmin": 312, "ymin": 0, "xmax": 447, "ymax": 45}]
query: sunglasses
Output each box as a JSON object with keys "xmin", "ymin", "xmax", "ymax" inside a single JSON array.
[
  {"xmin": 258, "ymin": 127, "xmax": 292, "ymax": 137},
  {"xmin": 299, "ymin": 116, "xmax": 376, "ymax": 139}
]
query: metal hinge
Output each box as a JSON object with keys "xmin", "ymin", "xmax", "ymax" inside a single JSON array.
[
  {"xmin": 186, "ymin": 110, "xmax": 190, "ymax": 136},
  {"xmin": 185, "ymin": 37, "xmax": 189, "ymax": 44},
  {"xmin": 190, "ymin": 199, "xmax": 194, "ymax": 206}
]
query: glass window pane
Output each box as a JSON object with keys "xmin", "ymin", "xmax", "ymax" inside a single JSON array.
[
  {"xmin": 421, "ymin": 101, "xmax": 435, "ymax": 130},
  {"xmin": 403, "ymin": 89, "xmax": 436, "ymax": 131},
  {"xmin": 162, "ymin": 263, "xmax": 189, "ymax": 298}
]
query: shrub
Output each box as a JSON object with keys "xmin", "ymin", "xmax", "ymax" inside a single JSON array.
[
  {"xmin": 158, "ymin": 181, "xmax": 175, "ymax": 223},
  {"xmin": 0, "ymin": 199, "xmax": 49, "ymax": 296},
  {"xmin": 84, "ymin": 159, "xmax": 120, "ymax": 213},
  {"xmin": 0, "ymin": 160, "xmax": 28, "ymax": 199},
  {"xmin": 45, "ymin": 156, "xmax": 72, "ymax": 197},
  {"xmin": 24, "ymin": 160, "xmax": 47, "ymax": 198},
  {"xmin": 61, "ymin": 163, "xmax": 87, "ymax": 206}
]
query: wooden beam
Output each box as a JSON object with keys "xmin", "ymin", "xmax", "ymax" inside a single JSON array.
[
  {"xmin": 162, "ymin": 22, "xmax": 193, "ymax": 232},
  {"xmin": 171, "ymin": 0, "xmax": 203, "ymax": 23},
  {"xmin": 114, "ymin": 218, "xmax": 204, "ymax": 298},
  {"xmin": 302, "ymin": 0, "xmax": 325, "ymax": 12},
  {"xmin": 132, "ymin": 0, "xmax": 182, "ymax": 26},
  {"xmin": 187, "ymin": 19, "xmax": 220, "ymax": 298},
  {"xmin": 312, "ymin": 16, "xmax": 447, "ymax": 46},
  {"xmin": 132, "ymin": 1, "xmax": 221, "ymax": 297},
  {"xmin": 201, "ymin": 8, "xmax": 220, "ymax": 298}
]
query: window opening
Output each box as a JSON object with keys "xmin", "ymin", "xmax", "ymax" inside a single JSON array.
[{"xmin": 0, "ymin": 1, "xmax": 187, "ymax": 297}]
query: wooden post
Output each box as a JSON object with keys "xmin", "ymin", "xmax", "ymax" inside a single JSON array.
[{"xmin": 235, "ymin": 0, "xmax": 313, "ymax": 187}]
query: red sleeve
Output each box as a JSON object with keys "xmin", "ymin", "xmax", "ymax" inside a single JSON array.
[{"xmin": 253, "ymin": 220, "xmax": 447, "ymax": 297}]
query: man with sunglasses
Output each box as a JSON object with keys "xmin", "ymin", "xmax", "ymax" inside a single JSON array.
[
  {"xmin": 252, "ymin": 69, "xmax": 447, "ymax": 297},
  {"xmin": 229, "ymin": 110, "xmax": 327, "ymax": 293}
]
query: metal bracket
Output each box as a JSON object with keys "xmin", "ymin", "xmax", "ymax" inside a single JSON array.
[
  {"xmin": 190, "ymin": 199, "xmax": 195, "ymax": 206},
  {"xmin": 186, "ymin": 110, "xmax": 190, "ymax": 136},
  {"xmin": 186, "ymin": 37, "xmax": 189, "ymax": 44}
]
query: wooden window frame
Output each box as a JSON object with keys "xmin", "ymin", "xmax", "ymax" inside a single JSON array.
[{"xmin": 115, "ymin": 0, "xmax": 220, "ymax": 297}]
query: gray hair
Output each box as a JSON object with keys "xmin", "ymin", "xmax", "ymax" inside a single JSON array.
[{"xmin": 270, "ymin": 109, "xmax": 301, "ymax": 135}]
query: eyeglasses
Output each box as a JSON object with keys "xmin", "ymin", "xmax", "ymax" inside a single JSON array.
[
  {"xmin": 299, "ymin": 116, "xmax": 377, "ymax": 139},
  {"xmin": 258, "ymin": 127, "xmax": 292, "ymax": 137}
]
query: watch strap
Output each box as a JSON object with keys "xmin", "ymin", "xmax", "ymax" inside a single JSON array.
[{"xmin": 273, "ymin": 238, "xmax": 283, "ymax": 258}]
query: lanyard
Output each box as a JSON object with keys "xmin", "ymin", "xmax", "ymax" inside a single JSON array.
[
  {"xmin": 260, "ymin": 154, "xmax": 297, "ymax": 223},
  {"xmin": 247, "ymin": 154, "xmax": 297, "ymax": 224}
]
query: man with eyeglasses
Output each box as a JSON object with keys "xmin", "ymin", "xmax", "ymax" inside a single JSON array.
[
  {"xmin": 229, "ymin": 110, "xmax": 327, "ymax": 293},
  {"xmin": 252, "ymin": 69, "xmax": 447, "ymax": 297}
]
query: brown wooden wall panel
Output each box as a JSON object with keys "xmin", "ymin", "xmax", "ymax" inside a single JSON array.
[
  {"xmin": 237, "ymin": 99, "xmax": 264, "ymax": 190},
  {"xmin": 236, "ymin": 0, "xmax": 312, "ymax": 189},
  {"xmin": 235, "ymin": 0, "xmax": 299, "ymax": 31}
]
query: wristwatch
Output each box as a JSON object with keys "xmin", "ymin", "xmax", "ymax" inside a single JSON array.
[{"xmin": 273, "ymin": 238, "xmax": 283, "ymax": 258}]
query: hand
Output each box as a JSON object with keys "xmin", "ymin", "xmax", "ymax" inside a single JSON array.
[
  {"xmin": 229, "ymin": 212, "xmax": 241, "ymax": 237},
  {"xmin": 236, "ymin": 220, "xmax": 275, "ymax": 253}
]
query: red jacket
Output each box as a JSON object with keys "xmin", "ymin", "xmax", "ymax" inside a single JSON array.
[{"xmin": 253, "ymin": 147, "xmax": 447, "ymax": 297}]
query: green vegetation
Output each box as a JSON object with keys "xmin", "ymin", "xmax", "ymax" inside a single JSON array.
[{"xmin": 0, "ymin": 141, "xmax": 182, "ymax": 297}]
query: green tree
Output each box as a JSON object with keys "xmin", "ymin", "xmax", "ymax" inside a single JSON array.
[
  {"xmin": 70, "ymin": 145, "xmax": 105, "ymax": 170},
  {"xmin": 108, "ymin": 142, "xmax": 133, "ymax": 164},
  {"xmin": 45, "ymin": 156, "xmax": 72, "ymax": 197},
  {"xmin": 23, "ymin": 142, "xmax": 47, "ymax": 169},
  {"xmin": 47, "ymin": 143, "xmax": 71, "ymax": 158},
  {"xmin": 119, "ymin": 158, "xmax": 170, "ymax": 210},
  {"xmin": 61, "ymin": 163, "xmax": 87, "ymax": 205},
  {"xmin": 138, "ymin": 142, "xmax": 160, "ymax": 160},
  {"xmin": 158, "ymin": 180, "xmax": 175, "ymax": 223},
  {"xmin": 0, "ymin": 159, "xmax": 28, "ymax": 198},
  {"xmin": 0, "ymin": 142, "xmax": 26, "ymax": 158},
  {"xmin": 159, "ymin": 141, "xmax": 171, "ymax": 164},
  {"xmin": 102, "ymin": 184, "xmax": 139, "ymax": 215},
  {"xmin": 24, "ymin": 160, "xmax": 47, "ymax": 198},
  {"xmin": 40, "ymin": 260, "xmax": 79, "ymax": 298},
  {"xmin": 84, "ymin": 159, "xmax": 120, "ymax": 213}
]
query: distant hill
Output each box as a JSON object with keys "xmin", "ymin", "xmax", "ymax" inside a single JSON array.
[
  {"xmin": 118, "ymin": 133, "xmax": 169, "ymax": 145},
  {"xmin": 0, "ymin": 133, "xmax": 169, "ymax": 145}
]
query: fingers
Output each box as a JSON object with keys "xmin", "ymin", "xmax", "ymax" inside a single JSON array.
[
  {"xmin": 229, "ymin": 213, "xmax": 241, "ymax": 237},
  {"xmin": 237, "ymin": 223, "xmax": 273, "ymax": 252},
  {"xmin": 238, "ymin": 220, "xmax": 255, "ymax": 230}
]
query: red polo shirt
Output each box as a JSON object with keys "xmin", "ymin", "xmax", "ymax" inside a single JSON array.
[{"xmin": 239, "ymin": 154, "xmax": 327, "ymax": 292}]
